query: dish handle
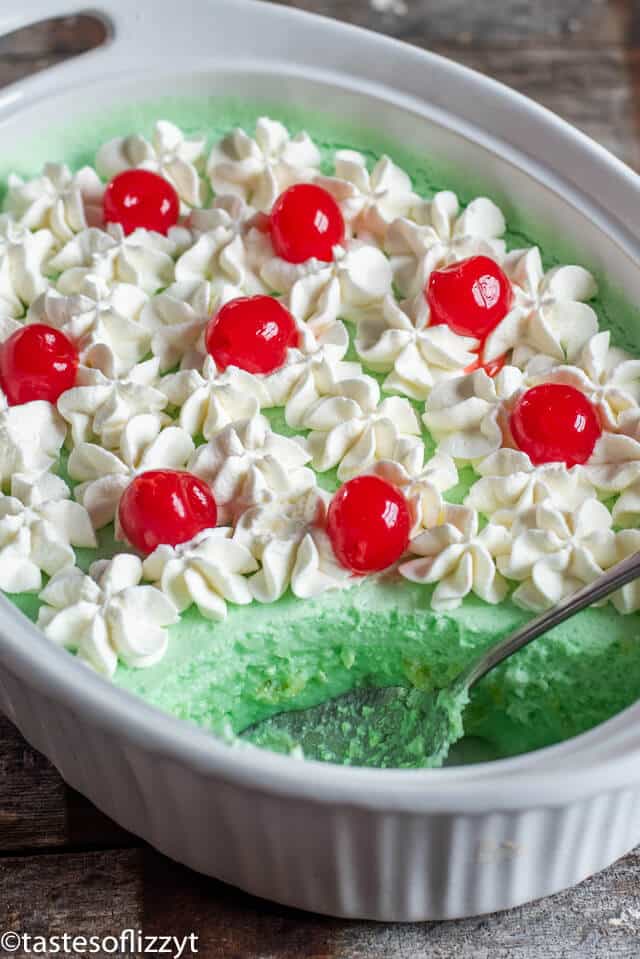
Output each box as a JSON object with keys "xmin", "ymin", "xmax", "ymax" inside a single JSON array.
[{"xmin": 0, "ymin": 1, "xmax": 151, "ymax": 62}]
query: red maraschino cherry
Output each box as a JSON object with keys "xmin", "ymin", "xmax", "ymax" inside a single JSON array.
[
  {"xmin": 270, "ymin": 183, "xmax": 345, "ymax": 263},
  {"xmin": 510, "ymin": 383, "xmax": 601, "ymax": 467},
  {"xmin": 427, "ymin": 255, "xmax": 512, "ymax": 340},
  {"xmin": 0, "ymin": 323, "xmax": 78, "ymax": 405},
  {"xmin": 205, "ymin": 295, "xmax": 299, "ymax": 375},
  {"xmin": 118, "ymin": 469, "xmax": 218, "ymax": 555},
  {"xmin": 326, "ymin": 475, "xmax": 411, "ymax": 575},
  {"xmin": 103, "ymin": 169, "xmax": 180, "ymax": 236}
]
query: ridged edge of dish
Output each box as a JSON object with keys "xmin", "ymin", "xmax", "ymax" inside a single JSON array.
[{"xmin": 2, "ymin": 669, "xmax": 638, "ymax": 920}]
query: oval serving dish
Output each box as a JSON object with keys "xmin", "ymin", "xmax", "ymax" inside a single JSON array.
[{"xmin": 1, "ymin": 0, "xmax": 640, "ymax": 921}]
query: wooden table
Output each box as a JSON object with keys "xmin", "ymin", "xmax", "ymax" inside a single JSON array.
[{"xmin": 1, "ymin": 3, "xmax": 639, "ymax": 956}]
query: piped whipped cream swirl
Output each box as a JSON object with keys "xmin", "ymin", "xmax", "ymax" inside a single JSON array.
[
  {"xmin": 57, "ymin": 359, "xmax": 167, "ymax": 448},
  {"xmin": 0, "ymin": 215, "xmax": 55, "ymax": 317},
  {"xmin": 498, "ymin": 499, "xmax": 617, "ymax": 612},
  {"xmin": 97, "ymin": 120, "xmax": 207, "ymax": 209},
  {"xmin": 234, "ymin": 487, "xmax": 352, "ymax": 601},
  {"xmin": 48, "ymin": 223, "xmax": 179, "ymax": 296},
  {"xmin": 142, "ymin": 527, "xmax": 257, "ymax": 620},
  {"xmin": 174, "ymin": 208, "xmax": 267, "ymax": 304},
  {"xmin": 188, "ymin": 414, "xmax": 315, "ymax": 524},
  {"xmin": 315, "ymin": 150, "xmax": 419, "ymax": 243},
  {"xmin": 423, "ymin": 366, "xmax": 524, "ymax": 462},
  {"xmin": 521, "ymin": 330, "xmax": 640, "ymax": 432},
  {"xmin": 465, "ymin": 448, "xmax": 596, "ymax": 527},
  {"xmin": 0, "ymin": 400, "xmax": 67, "ymax": 491},
  {"xmin": 37, "ymin": 554, "xmax": 178, "ymax": 676},
  {"xmin": 28, "ymin": 276, "xmax": 149, "ymax": 378},
  {"xmin": 385, "ymin": 191, "xmax": 506, "ymax": 297},
  {"xmin": 369, "ymin": 450, "xmax": 458, "ymax": 535},
  {"xmin": 400, "ymin": 504, "xmax": 511, "ymax": 611},
  {"xmin": 141, "ymin": 280, "xmax": 213, "ymax": 373},
  {"xmin": 4, "ymin": 164, "xmax": 104, "ymax": 243},
  {"xmin": 207, "ymin": 117, "xmax": 321, "ymax": 213},
  {"xmin": 303, "ymin": 377, "xmax": 423, "ymax": 482},
  {"xmin": 0, "ymin": 473, "xmax": 95, "ymax": 593},
  {"xmin": 355, "ymin": 293, "xmax": 479, "ymax": 400},
  {"xmin": 68, "ymin": 413, "xmax": 194, "ymax": 529},
  {"xmin": 264, "ymin": 241, "xmax": 393, "ymax": 336},
  {"xmin": 159, "ymin": 356, "xmax": 271, "ymax": 440},
  {"xmin": 484, "ymin": 247, "xmax": 599, "ymax": 363}
]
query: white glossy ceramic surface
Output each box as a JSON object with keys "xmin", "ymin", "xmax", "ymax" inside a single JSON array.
[{"xmin": 1, "ymin": 0, "xmax": 640, "ymax": 921}]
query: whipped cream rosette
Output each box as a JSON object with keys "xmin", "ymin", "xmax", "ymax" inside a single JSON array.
[
  {"xmin": 521, "ymin": 331, "xmax": 640, "ymax": 432},
  {"xmin": 10, "ymin": 470, "xmax": 69, "ymax": 506},
  {"xmin": 57, "ymin": 359, "xmax": 167, "ymax": 448},
  {"xmin": 0, "ymin": 473, "xmax": 96, "ymax": 593},
  {"xmin": 97, "ymin": 120, "xmax": 206, "ymax": 210},
  {"xmin": 498, "ymin": 499, "xmax": 618, "ymax": 612},
  {"xmin": 207, "ymin": 117, "xmax": 321, "ymax": 213},
  {"xmin": 315, "ymin": 150, "xmax": 419, "ymax": 243},
  {"xmin": 303, "ymin": 373, "xmax": 423, "ymax": 481},
  {"xmin": 48, "ymin": 223, "xmax": 178, "ymax": 296},
  {"xmin": 28, "ymin": 277, "xmax": 149, "ymax": 378},
  {"xmin": 159, "ymin": 355, "xmax": 271, "ymax": 440},
  {"xmin": 37, "ymin": 554, "xmax": 178, "ymax": 676},
  {"xmin": 400, "ymin": 504, "xmax": 511, "ymax": 612},
  {"xmin": 385, "ymin": 191, "xmax": 506, "ymax": 297},
  {"xmin": 0, "ymin": 314, "xmax": 22, "ymax": 351},
  {"xmin": 160, "ymin": 320, "xmax": 360, "ymax": 439},
  {"xmin": 423, "ymin": 365, "xmax": 524, "ymax": 462},
  {"xmin": 610, "ymin": 477, "xmax": 640, "ymax": 526},
  {"xmin": 186, "ymin": 193, "xmax": 247, "ymax": 234},
  {"xmin": 68, "ymin": 413, "xmax": 195, "ymax": 529},
  {"xmin": 266, "ymin": 324, "xmax": 373, "ymax": 430},
  {"xmin": 0, "ymin": 215, "xmax": 55, "ymax": 317},
  {"xmin": 607, "ymin": 530, "xmax": 640, "ymax": 614},
  {"xmin": 4, "ymin": 163, "xmax": 104, "ymax": 243},
  {"xmin": 188, "ymin": 414, "xmax": 315, "ymax": 525},
  {"xmin": 483, "ymin": 246, "xmax": 598, "ymax": 364},
  {"xmin": 597, "ymin": 414, "xmax": 640, "ymax": 525},
  {"xmin": 263, "ymin": 241, "xmax": 393, "ymax": 336},
  {"xmin": 369, "ymin": 450, "xmax": 458, "ymax": 535},
  {"xmin": 142, "ymin": 527, "xmax": 257, "ymax": 620},
  {"xmin": 141, "ymin": 280, "xmax": 213, "ymax": 373},
  {"xmin": 465, "ymin": 448, "xmax": 597, "ymax": 528},
  {"xmin": 234, "ymin": 487, "xmax": 352, "ymax": 602},
  {"xmin": 0, "ymin": 400, "xmax": 67, "ymax": 491},
  {"xmin": 583, "ymin": 430, "xmax": 640, "ymax": 498},
  {"xmin": 174, "ymin": 209, "xmax": 267, "ymax": 304},
  {"xmin": 355, "ymin": 293, "xmax": 479, "ymax": 401}
]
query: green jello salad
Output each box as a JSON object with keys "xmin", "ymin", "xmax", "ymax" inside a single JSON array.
[{"xmin": 1, "ymin": 102, "xmax": 640, "ymax": 769}]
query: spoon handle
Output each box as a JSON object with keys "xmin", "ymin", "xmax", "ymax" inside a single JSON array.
[{"xmin": 460, "ymin": 551, "xmax": 640, "ymax": 691}]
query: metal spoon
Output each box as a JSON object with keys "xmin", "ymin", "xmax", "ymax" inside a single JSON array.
[{"xmin": 242, "ymin": 551, "xmax": 640, "ymax": 768}]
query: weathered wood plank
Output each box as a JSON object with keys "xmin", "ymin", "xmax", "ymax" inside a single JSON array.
[
  {"xmin": 273, "ymin": 0, "xmax": 616, "ymax": 47},
  {"xmin": 1, "ymin": 849, "xmax": 143, "ymax": 948},
  {"xmin": 0, "ymin": 845, "xmax": 638, "ymax": 958},
  {"xmin": 0, "ymin": 716, "xmax": 132, "ymax": 853}
]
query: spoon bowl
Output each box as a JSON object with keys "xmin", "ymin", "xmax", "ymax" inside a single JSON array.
[
  {"xmin": 243, "ymin": 551, "xmax": 640, "ymax": 767},
  {"xmin": 244, "ymin": 684, "xmax": 469, "ymax": 768}
]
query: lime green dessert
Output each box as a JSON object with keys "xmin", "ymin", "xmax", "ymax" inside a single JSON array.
[{"xmin": 2, "ymin": 100, "xmax": 640, "ymax": 768}]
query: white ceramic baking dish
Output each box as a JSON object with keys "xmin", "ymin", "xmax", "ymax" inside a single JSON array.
[{"xmin": 1, "ymin": 0, "xmax": 640, "ymax": 922}]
